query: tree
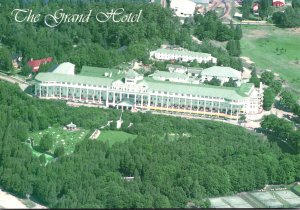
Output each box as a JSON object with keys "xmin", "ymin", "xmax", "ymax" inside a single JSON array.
[
  {"xmin": 270, "ymin": 80, "xmax": 282, "ymax": 94},
  {"xmin": 250, "ymin": 75, "xmax": 261, "ymax": 88},
  {"xmin": 223, "ymin": 78, "xmax": 236, "ymax": 87},
  {"xmin": 259, "ymin": 0, "xmax": 272, "ymax": 19},
  {"xmin": 204, "ymin": 77, "xmax": 221, "ymax": 86},
  {"xmin": 0, "ymin": 46, "xmax": 13, "ymax": 72},
  {"xmin": 261, "ymin": 71, "xmax": 275, "ymax": 86},
  {"xmin": 234, "ymin": 25, "xmax": 243, "ymax": 40},
  {"xmin": 40, "ymin": 133, "xmax": 54, "ymax": 152},
  {"xmin": 280, "ymin": 90, "xmax": 298, "ymax": 111},
  {"xmin": 20, "ymin": 65, "xmax": 32, "ymax": 76},
  {"xmin": 54, "ymin": 146, "xmax": 65, "ymax": 158},
  {"xmin": 226, "ymin": 40, "xmax": 241, "ymax": 57},
  {"xmin": 241, "ymin": 0, "xmax": 253, "ymax": 19},
  {"xmin": 292, "ymin": 0, "xmax": 300, "ymax": 8},
  {"xmin": 263, "ymin": 88, "xmax": 276, "ymax": 111}
]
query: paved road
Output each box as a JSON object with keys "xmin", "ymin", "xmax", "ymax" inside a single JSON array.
[{"xmin": 0, "ymin": 73, "xmax": 29, "ymax": 91}]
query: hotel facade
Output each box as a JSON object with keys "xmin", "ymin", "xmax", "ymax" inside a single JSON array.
[{"xmin": 35, "ymin": 63, "xmax": 264, "ymax": 120}]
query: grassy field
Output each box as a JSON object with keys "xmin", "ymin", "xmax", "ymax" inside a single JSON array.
[
  {"xmin": 96, "ymin": 130, "xmax": 137, "ymax": 147},
  {"xmin": 29, "ymin": 127, "xmax": 90, "ymax": 155},
  {"xmin": 241, "ymin": 25, "xmax": 300, "ymax": 90}
]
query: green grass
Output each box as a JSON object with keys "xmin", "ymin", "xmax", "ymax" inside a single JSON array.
[
  {"xmin": 241, "ymin": 25, "xmax": 300, "ymax": 90},
  {"xmin": 29, "ymin": 127, "xmax": 90, "ymax": 155},
  {"xmin": 96, "ymin": 130, "xmax": 137, "ymax": 147},
  {"xmin": 293, "ymin": 185, "xmax": 300, "ymax": 195}
]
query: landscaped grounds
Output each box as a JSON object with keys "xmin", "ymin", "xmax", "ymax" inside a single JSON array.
[
  {"xmin": 29, "ymin": 127, "xmax": 90, "ymax": 155},
  {"xmin": 28, "ymin": 127, "xmax": 137, "ymax": 157},
  {"xmin": 96, "ymin": 130, "xmax": 137, "ymax": 147},
  {"xmin": 241, "ymin": 26, "xmax": 300, "ymax": 90}
]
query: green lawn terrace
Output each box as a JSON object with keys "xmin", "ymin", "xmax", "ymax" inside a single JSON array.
[
  {"xmin": 294, "ymin": 185, "xmax": 300, "ymax": 195},
  {"xmin": 29, "ymin": 126, "xmax": 90, "ymax": 155},
  {"xmin": 96, "ymin": 130, "xmax": 137, "ymax": 147},
  {"xmin": 241, "ymin": 25, "xmax": 300, "ymax": 90},
  {"xmin": 29, "ymin": 126, "xmax": 137, "ymax": 156}
]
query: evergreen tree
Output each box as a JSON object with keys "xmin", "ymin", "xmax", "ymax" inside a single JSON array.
[{"xmin": 40, "ymin": 134, "xmax": 54, "ymax": 152}]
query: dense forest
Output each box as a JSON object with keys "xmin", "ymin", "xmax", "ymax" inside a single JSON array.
[
  {"xmin": 272, "ymin": 1, "xmax": 300, "ymax": 28},
  {"xmin": 0, "ymin": 0, "xmax": 188, "ymax": 73},
  {"xmin": 0, "ymin": 81, "xmax": 300, "ymax": 208},
  {"xmin": 0, "ymin": 0, "xmax": 246, "ymax": 75}
]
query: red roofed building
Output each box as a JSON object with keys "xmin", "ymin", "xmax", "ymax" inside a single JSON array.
[
  {"xmin": 273, "ymin": 0, "xmax": 285, "ymax": 7},
  {"xmin": 27, "ymin": 57, "xmax": 53, "ymax": 72},
  {"xmin": 253, "ymin": 2, "xmax": 259, "ymax": 12}
]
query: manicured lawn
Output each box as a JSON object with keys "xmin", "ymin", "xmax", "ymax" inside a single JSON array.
[
  {"xmin": 29, "ymin": 127, "xmax": 90, "ymax": 155},
  {"xmin": 96, "ymin": 130, "xmax": 137, "ymax": 147},
  {"xmin": 293, "ymin": 185, "xmax": 300, "ymax": 195},
  {"xmin": 241, "ymin": 25, "xmax": 300, "ymax": 90},
  {"xmin": 31, "ymin": 149, "xmax": 54, "ymax": 161}
]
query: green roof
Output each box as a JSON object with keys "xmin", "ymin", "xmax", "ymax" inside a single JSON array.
[
  {"xmin": 125, "ymin": 69, "xmax": 139, "ymax": 79},
  {"xmin": 238, "ymin": 83, "xmax": 254, "ymax": 96},
  {"xmin": 35, "ymin": 69, "xmax": 254, "ymax": 101},
  {"xmin": 35, "ymin": 73, "xmax": 113, "ymax": 86},
  {"xmin": 80, "ymin": 66, "xmax": 122, "ymax": 79},
  {"xmin": 156, "ymin": 48, "xmax": 212, "ymax": 58},
  {"xmin": 152, "ymin": 71, "xmax": 189, "ymax": 80},
  {"xmin": 145, "ymin": 77, "xmax": 250, "ymax": 100},
  {"xmin": 166, "ymin": 64, "xmax": 187, "ymax": 69},
  {"xmin": 201, "ymin": 66, "xmax": 242, "ymax": 79}
]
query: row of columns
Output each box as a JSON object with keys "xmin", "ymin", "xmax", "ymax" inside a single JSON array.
[{"xmin": 37, "ymin": 85, "xmax": 244, "ymax": 120}]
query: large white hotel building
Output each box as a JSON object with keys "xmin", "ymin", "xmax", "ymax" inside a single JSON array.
[{"xmin": 34, "ymin": 62, "xmax": 263, "ymax": 120}]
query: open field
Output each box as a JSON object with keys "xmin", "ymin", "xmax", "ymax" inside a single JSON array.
[
  {"xmin": 241, "ymin": 26, "xmax": 300, "ymax": 90},
  {"xmin": 96, "ymin": 130, "xmax": 137, "ymax": 147},
  {"xmin": 29, "ymin": 127, "xmax": 90, "ymax": 155}
]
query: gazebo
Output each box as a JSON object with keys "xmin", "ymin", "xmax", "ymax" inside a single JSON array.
[{"xmin": 66, "ymin": 122, "xmax": 77, "ymax": 131}]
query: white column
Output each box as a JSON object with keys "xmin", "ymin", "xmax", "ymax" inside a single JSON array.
[
  {"xmin": 99, "ymin": 91, "xmax": 102, "ymax": 103},
  {"xmin": 204, "ymin": 100, "xmax": 206, "ymax": 116},
  {"xmin": 113, "ymin": 92, "xmax": 116, "ymax": 106},
  {"xmin": 39, "ymin": 85, "xmax": 42, "ymax": 97},
  {"xmin": 92, "ymin": 90, "xmax": 95, "ymax": 103},
  {"xmin": 167, "ymin": 95, "xmax": 169, "ymax": 110},
  {"xmin": 197, "ymin": 99, "xmax": 200, "ymax": 112},
  {"xmin": 134, "ymin": 94, "xmax": 137, "ymax": 106},
  {"xmin": 141, "ymin": 95, "xmax": 144, "ymax": 108},
  {"xmin": 106, "ymin": 91, "xmax": 109, "ymax": 107},
  {"xmin": 155, "ymin": 95, "xmax": 158, "ymax": 107},
  {"xmin": 73, "ymin": 88, "xmax": 75, "ymax": 100},
  {"xmin": 67, "ymin": 87, "xmax": 69, "ymax": 100},
  {"xmin": 147, "ymin": 95, "xmax": 151, "ymax": 110},
  {"xmin": 230, "ymin": 104, "xmax": 233, "ymax": 119},
  {"xmin": 46, "ymin": 86, "xmax": 49, "ymax": 98},
  {"xmin": 218, "ymin": 101, "xmax": 221, "ymax": 117},
  {"xmin": 80, "ymin": 88, "xmax": 82, "ymax": 101},
  {"xmin": 59, "ymin": 87, "xmax": 62, "ymax": 99}
]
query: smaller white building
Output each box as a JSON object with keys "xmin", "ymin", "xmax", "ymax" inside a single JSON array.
[
  {"xmin": 151, "ymin": 70, "xmax": 190, "ymax": 83},
  {"xmin": 170, "ymin": 0, "xmax": 196, "ymax": 18},
  {"xmin": 52, "ymin": 62, "xmax": 75, "ymax": 75},
  {"xmin": 150, "ymin": 48, "xmax": 217, "ymax": 64},
  {"xmin": 200, "ymin": 66, "xmax": 242, "ymax": 85}
]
